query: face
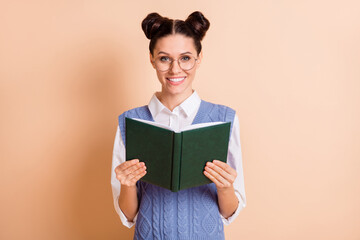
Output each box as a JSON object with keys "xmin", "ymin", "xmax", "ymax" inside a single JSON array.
[{"xmin": 150, "ymin": 34, "xmax": 203, "ymax": 98}]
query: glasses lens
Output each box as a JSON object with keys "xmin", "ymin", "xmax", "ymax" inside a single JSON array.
[
  {"xmin": 179, "ymin": 55, "xmax": 196, "ymax": 71},
  {"xmin": 154, "ymin": 55, "xmax": 196, "ymax": 71},
  {"xmin": 155, "ymin": 56, "xmax": 171, "ymax": 71}
]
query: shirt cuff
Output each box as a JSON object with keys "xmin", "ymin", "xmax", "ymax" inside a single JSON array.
[
  {"xmin": 220, "ymin": 192, "xmax": 246, "ymax": 225},
  {"xmin": 114, "ymin": 195, "xmax": 138, "ymax": 228}
]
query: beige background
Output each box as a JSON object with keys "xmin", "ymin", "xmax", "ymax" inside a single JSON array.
[{"xmin": 1, "ymin": 0, "xmax": 359, "ymax": 239}]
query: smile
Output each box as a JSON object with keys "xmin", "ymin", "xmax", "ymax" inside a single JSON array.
[
  {"xmin": 166, "ymin": 77, "xmax": 186, "ymax": 82},
  {"xmin": 166, "ymin": 77, "xmax": 186, "ymax": 85}
]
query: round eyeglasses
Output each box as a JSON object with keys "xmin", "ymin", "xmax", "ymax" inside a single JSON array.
[{"xmin": 152, "ymin": 55, "xmax": 198, "ymax": 72}]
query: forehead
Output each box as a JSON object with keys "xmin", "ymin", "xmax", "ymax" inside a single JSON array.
[{"xmin": 154, "ymin": 34, "xmax": 196, "ymax": 55}]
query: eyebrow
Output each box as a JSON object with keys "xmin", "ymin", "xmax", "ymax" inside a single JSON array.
[{"xmin": 157, "ymin": 51, "xmax": 193, "ymax": 55}]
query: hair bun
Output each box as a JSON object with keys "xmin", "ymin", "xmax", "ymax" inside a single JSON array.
[
  {"xmin": 141, "ymin": 12, "xmax": 169, "ymax": 40},
  {"xmin": 185, "ymin": 11, "xmax": 210, "ymax": 41}
]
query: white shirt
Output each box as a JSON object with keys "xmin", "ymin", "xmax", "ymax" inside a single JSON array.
[{"xmin": 111, "ymin": 90, "xmax": 246, "ymax": 228}]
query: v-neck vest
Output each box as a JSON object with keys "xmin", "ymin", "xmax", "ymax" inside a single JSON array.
[{"xmin": 118, "ymin": 100, "xmax": 235, "ymax": 240}]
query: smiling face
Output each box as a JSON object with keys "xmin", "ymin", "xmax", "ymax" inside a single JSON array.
[{"xmin": 150, "ymin": 34, "xmax": 202, "ymax": 99}]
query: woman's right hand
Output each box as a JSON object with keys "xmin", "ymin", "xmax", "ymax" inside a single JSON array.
[{"xmin": 114, "ymin": 159, "xmax": 147, "ymax": 187}]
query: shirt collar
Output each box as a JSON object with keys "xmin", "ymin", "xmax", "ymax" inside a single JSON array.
[
  {"xmin": 148, "ymin": 90, "xmax": 201, "ymax": 119},
  {"xmin": 179, "ymin": 90, "xmax": 201, "ymax": 117}
]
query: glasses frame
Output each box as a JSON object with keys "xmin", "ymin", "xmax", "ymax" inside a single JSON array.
[{"xmin": 152, "ymin": 55, "xmax": 199, "ymax": 72}]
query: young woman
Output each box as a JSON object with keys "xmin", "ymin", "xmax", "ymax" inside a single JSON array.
[{"xmin": 111, "ymin": 11, "xmax": 246, "ymax": 240}]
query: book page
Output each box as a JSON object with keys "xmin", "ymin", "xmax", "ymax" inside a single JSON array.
[
  {"xmin": 130, "ymin": 118, "xmax": 174, "ymax": 131},
  {"xmin": 130, "ymin": 118, "xmax": 227, "ymax": 133}
]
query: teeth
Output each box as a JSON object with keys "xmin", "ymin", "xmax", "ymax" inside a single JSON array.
[{"xmin": 167, "ymin": 77, "xmax": 185, "ymax": 82}]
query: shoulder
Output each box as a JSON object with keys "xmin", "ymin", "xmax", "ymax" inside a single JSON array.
[
  {"xmin": 201, "ymin": 99, "xmax": 235, "ymax": 112},
  {"xmin": 117, "ymin": 105, "xmax": 150, "ymax": 144},
  {"xmin": 201, "ymin": 99, "xmax": 236, "ymax": 121},
  {"xmin": 118, "ymin": 104, "xmax": 154, "ymax": 130},
  {"xmin": 118, "ymin": 105, "xmax": 149, "ymax": 118},
  {"xmin": 117, "ymin": 105, "xmax": 148, "ymax": 130},
  {"xmin": 118, "ymin": 105, "xmax": 154, "ymax": 125}
]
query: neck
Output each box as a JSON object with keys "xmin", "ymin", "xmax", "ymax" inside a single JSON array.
[{"xmin": 156, "ymin": 89, "xmax": 194, "ymax": 112}]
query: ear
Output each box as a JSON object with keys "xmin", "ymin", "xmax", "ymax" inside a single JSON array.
[
  {"xmin": 149, "ymin": 52, "xmax": 156, "ymax": 69},
  {"xmin": 196, "ymin": 51, "xmax": 203, "ymax": 69}
]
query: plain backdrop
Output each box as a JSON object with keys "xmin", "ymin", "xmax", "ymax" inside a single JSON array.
[{"xmin": 1, "ymin": 0, "xmax": 359, "ymax": 239}]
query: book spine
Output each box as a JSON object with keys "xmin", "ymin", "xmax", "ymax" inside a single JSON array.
[{"xmin": 171, "ymin": 132, "xmax": 182, "ymax": 192}]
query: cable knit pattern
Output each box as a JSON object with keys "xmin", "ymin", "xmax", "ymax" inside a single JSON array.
[
  {"xmin": 135, "ymin": 183, "xmax": 152, "ymax": 240},
  {"xmin": 177, "ymin": 189, "xmax": 189, "ymax": 238},
  {"xmin": 192, "ymin": 187, "xmax": 202, "ymax": 235},
  {"xmin": 163, "ymin": 188, "xmax": 174, "ymax": 239},
  {"xmin": 151, "ymin": 185, "xmax": 161, "ymax": 240},
  {"xmin": 200, "ymin": 186, "xmax": 217, "ymax": 234},
  {"xmin": 118, "ymin": 100, "xmax": 234, "ymax": 240}
]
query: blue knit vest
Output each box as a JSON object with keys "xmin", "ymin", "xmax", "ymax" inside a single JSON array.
[{"xmin": 118, "ymin": 100, "xmax": 236, "ymax": 240}]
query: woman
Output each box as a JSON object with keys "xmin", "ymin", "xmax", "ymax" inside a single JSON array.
[{"xmin": 111, "ymin": 11, "xmax": 246, "ymax": 240}]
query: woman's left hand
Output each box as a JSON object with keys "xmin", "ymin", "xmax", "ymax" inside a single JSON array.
[
  {"xmin": 204, "ymin": 160, "xmax": 239, "ymax": 218},
  {"xmin": 203, "ymin": 160, "xmax": 237, "ymax": 191}
]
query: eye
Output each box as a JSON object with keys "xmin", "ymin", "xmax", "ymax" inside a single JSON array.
[
  {"xmin": 159, "ymin": 56, "xmax": 170, "ymax": 62},
  {"xmin": 181, "ymin": 56, "xmax": 191, "ymax": 61}
]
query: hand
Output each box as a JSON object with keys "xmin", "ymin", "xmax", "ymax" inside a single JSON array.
[
  {"xmin": 203, "ymin": 160, "xmax": 237, "ymax": 191},
  {"xmin": 114, "ymin": 159, "xmax": 147, "ymax": 187}
]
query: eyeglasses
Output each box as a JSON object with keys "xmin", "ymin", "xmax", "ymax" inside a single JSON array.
[{"xmin": 152, "ymin": 55, "xmax": 198, "ymax": 72}]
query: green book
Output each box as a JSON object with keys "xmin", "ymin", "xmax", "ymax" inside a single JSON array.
[{"xmin": 125, "ymin": 117, "xmax": 231, "ymax": 192}]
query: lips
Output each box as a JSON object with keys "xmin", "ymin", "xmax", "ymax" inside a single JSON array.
[{"xmin": 166, "ymin": 76, "xmax": 186, "ymax": 85}]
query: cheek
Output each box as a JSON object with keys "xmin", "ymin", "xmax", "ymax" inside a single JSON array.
[
  {"xmin": 187, "ymin": 70, "xmax": 197, "ymax": 80},
  {"xmin": 156, "ymin": 71, "xmax": 165, "ymax": 81}
]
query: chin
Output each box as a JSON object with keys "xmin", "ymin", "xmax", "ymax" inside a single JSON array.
[{"xmin": 168, "ymin": 86, "xmax": 191, "ymax": 95}]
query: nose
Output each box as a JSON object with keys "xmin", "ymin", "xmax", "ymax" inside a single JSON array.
[{"xmin": 169, "ymin": 59, "xmax": 182, "ymax": 73}]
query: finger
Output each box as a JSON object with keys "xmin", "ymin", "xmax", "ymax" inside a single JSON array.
[
  {"xmin": 122, "ymin": 162, "xmax": 145, "ymax": 176},
  {"xmin": 116, "ymin": 163, "xmax": 145, "ymax": 183},
  {"xmin": 115, "ymin": 159, "xmax": 140, "ymax": 173},
  {"xmin": 203, "ymin": 169, "xmax": 224, "ymax": 188},
  {"xmin": 126, "ymin": 164, "xmax": 146, "ymax": 179},
  {"xmin": 204, "ymin": 165, "xmax": 228, "ymax": 187},
  {"xmin": 116, "ymin": 159, "xmax": 139, "ymax": 171},
  {"xmin": 128, "ymin": 168, "xmax": 147, "ymax": 184},
  {"xmin": 119, "ymin": 166, "xmax": 146, "ymax": 186},
  {"xmin": 206, "ymin": 162, "xmax": 234, "ymax": 183},
  {"xmin": 212, "ymin": 160, "xmax": 237, "ymax": 176},
  {"xmin": 115, "ymin": 160, "xmax": 140, "ymax": 177},
  {"xmin": 212, "ymin": 160, "xmax": 237, "ymax": 181}
]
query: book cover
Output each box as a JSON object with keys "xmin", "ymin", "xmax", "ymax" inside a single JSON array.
[{"xmin": 125, "ymin": 117, "xmax": 231, "ymax": 192}]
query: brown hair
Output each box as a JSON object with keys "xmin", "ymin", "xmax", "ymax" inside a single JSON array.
[{"xmin": 141, "ymin": 11, "xmax": 210, "ymax": 56}]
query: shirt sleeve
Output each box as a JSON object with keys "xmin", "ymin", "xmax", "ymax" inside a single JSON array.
[
  {"xmin": 219, "ymin": 114, "xmax": 247, "ymax": 225},
  {"xmin": 110, "ymin": 125, "xmax": 139, "ymax": 228}
]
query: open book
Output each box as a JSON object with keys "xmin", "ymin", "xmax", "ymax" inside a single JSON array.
[{"xmin": 125, "ymin": 117, "xmax": 231, "ymax": 192}]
